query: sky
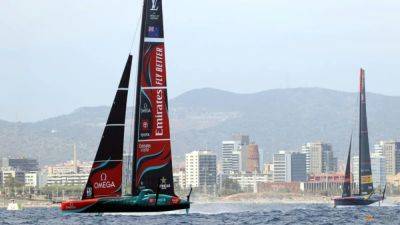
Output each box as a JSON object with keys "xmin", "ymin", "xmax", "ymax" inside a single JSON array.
[{"xmin": 1, "ymin": 0, "xmax": 400, "ymax": 122}]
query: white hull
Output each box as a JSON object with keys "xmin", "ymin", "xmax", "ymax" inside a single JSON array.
[{"xmin": 7, "ymin": 202, "xmax": 21, "ymax": 211}]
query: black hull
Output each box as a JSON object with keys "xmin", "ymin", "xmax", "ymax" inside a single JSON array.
[
  {"xmin": 82, "ymin": 203, "xmax": 190, "ymax": 213},
  {"xmin": 333, "ymin": 196, "xmax": 381, "ymax": 206},
  {"xmin": 61, "ymin": 196, "xmax": 191, "ymax": 214}
]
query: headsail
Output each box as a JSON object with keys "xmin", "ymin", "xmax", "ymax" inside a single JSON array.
[
  {"xmin": 132, "ymin": 0, "xmax": 175, "ymax": 196},
  {"xmin": 342, "ymin": 135, "xmax": 352, "ymax": 197},
  {"xmin": 358, "ymin": 68, "xmax": 374, "ymax": 195},
  {"xmin": 82, "ymin": 55, "xmax": 132, "ymax": 199}
]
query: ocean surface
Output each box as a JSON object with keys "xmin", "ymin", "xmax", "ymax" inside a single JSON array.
[{"xmin": 1, "ymin": 203, "xmax": 399, "ymax": 225}]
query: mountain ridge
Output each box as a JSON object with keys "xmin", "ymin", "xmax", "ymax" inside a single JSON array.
[{"xmin": 1, "ymin": 87, "xmax": 399, "ymax": 166}]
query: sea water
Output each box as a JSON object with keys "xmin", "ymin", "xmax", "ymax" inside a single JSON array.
[{"xmin": 0, "ymin": 203, "xmax": 399, "ymax": 225}]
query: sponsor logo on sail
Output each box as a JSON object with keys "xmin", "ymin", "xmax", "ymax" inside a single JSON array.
[
  {"xmin": 150, "ymin": 0, "xmax": 159, "ymax": 11},
  {"xmin": 361, "ymin": 175, "xmax": 372, "ymax": 184},
  {"xmin": 159, "ymin": 177, "xmax": 171, "ymax": 190},
  {"xmin": 141, "ymin": 103, "xmax": 151, "ymax": 113},
  {"xmin": 148, "ymin": 26, "xmax": 160, "ymax": 38},
  {"xmin": 94, "ymin": 173, "xmax": 116, "ymax": 189},
  {"xmin": 155, "ymin": 89, "xmax": 164, "ymax": 136},
  {"xmin": 139, "ymin": 143, "xmax": 151, "ymax": 153}
]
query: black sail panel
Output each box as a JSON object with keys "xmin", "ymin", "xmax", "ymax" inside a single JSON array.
[
  {"xmin": 342, "ymin": 135, "xmax": 352, "ymax": 197},
  {"xmin": 359, "ymin": 68, "xmax": 374, "ymax": 195},
  {"xmin": 82, "ymin": 55, "xmax": 132, "ymax": 199},
  {"xmin": 132, "ymin": 0, "xmax": 175, "ymax": 196}
]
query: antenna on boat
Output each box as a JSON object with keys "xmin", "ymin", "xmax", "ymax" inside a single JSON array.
[
  {"xmin": 187, "ymin": 186, "xmax": 193, "ymax": 202},
  {"xmin": 155, "ymin": 179, "xmax": 161, "ymax": 206},
  {"xmin": 382, "ymin": 184, "xmax": 387, "ymax": 202}
]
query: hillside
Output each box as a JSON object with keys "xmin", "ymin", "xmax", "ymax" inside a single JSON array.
[{"xmin": 1, "ymin": 88, "xmax": 400, "ymax": 165}]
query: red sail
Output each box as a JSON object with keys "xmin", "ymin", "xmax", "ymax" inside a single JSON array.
[{"xmin": 132, "ymin": 0, "xmax": 175, "ymax": 196}]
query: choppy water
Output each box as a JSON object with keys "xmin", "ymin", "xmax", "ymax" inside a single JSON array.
[{"xmin": 1, "ymin": 203, "xmax": 399, "ymax": 225}]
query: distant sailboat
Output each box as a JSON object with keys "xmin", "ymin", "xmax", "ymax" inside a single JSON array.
[
  {"xmin": 333, "ymin": 68, "xmax": 386, "ymax": 207},
  {"xmin": 61, "ymin": 0, "xmax": 191, "ymax": 213}
]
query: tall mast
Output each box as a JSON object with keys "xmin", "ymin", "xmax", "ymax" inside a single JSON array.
[
  {"xmin": 132, "ymin": 0, "xmax": 175, "ymax": 196},
  {"xmin": 358, "ymin": 68, "xmax": 374, "ymax": 195},
  {"xmin": 131, "ymin": 0, "xmax": 147, "ymax": 196}
]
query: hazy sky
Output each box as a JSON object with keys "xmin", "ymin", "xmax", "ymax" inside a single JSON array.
[{"xmin": 1, "ymin": 0, "xmax": 400, "ymax": 122}]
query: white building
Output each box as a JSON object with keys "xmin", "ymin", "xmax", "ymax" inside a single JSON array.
[
  {"xmin": 376, "ymin": 141, "xmax": 400, "ymax": 176},
  {"xmin": 229, "ymin": 173, "xmax": 269, "ymax": 193},
  {"xmin": 25, "ymin": 171, "xmax": 39, "ymax": 188},
  {"xmin": 46, "ymin": 173, "xmax": 89, "ymax": 186},
  {"xmin": 185, "ymin": 151, "xmax": 217, "ymax": 188},
  {"xmin": 222, "ymin": 141, "xmax": 237, "ymax": 175},
  {"xmin": 45, "ymin": 160, "xmax": 91, "ymax": 186},
  {"xmin": 352, "ymin": 155, "xmax": 359, "ymax": 186},
  {"xmin": 173, "ymin": 169, "xmax": 186, "ymax": 189},
  {"xmin": 0, "ymin": 167, "xmax": 25, "ymax": 186},
  {"xmin": 371, "ymin": 153, "xmax": 386, "ymax": 189},
  {"xmin": 273, "ymin": 151, "xmax": 307, "ymax": 183}
]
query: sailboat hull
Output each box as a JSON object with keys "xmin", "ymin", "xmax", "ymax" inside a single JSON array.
[
  {"xmin": 61, "ymin": 195, "xmax": 190, "ymax": 213},
  {"xmin": 333, "ymin": 195, "xmax": 383, "ymax": 206}
]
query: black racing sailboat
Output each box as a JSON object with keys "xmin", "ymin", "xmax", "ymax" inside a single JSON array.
[
  {"xmin": 333, "ymin": 68, "xmax": 385, "ymax": 206},
  {"xmin": 61, "ymin": 0, "xmax": 191, "ymax": 213}
]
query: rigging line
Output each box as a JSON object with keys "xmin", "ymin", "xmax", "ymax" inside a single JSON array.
[
  {"xmin": 129, "ymin": 0, "xmax": 144, "ymax": 54},
  {"xmin": 126, "ymin": 0, "xmax": 145, "ymax": 194}
]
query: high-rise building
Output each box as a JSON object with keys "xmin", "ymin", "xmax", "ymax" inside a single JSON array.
[
  {"xmin": 371, "ymin": 152, "xmax": 386, "ymax": 189},
  {"xmin": 352, "ymin": 155, "xmax": 359, "ymax": 186},
  {"xmin": 185, "ymin": 151, "xmax": 217, "ymax": 188},
  {"xmin": 273, "ymin": 151, "xmax": 307, "ymax": 182},
  {"xmin": 222, "ymin": 141, "xmax": 237, "ymax": 175},
  {"xmin": 232, "ymin": 134, "xmax": 250, "ymax": 146},
  {"xmin": 222, "ymin": 134, "xmax": 250, "ymax": 174},
  {"xmin": 173, "ymin": 168, "xmax": 186, "ymax": 189},
  {"xmin": 301, "ymin": 144, "xmax": 311, "ymax": 174},
  {"xmin": 353, "ymin": 153, "xmax": 387, "ymax": 189},
  {"xmin": 377, "ymin": 141, "xmax": 400, "ymax": 175},
  {"xmin": 302, "ymin": 142, "xmax": 336, "ymax": 175},
  {"xmin": 233, "ymin": 134, "xmax": 250, "ymax": 172},
  {"xmin": 291, "ymin": 153, "xmax": 307, "ymax": 181},
  {"xmin": 246, "ymin": 144, "xmax": 260, "ymax": 173}
]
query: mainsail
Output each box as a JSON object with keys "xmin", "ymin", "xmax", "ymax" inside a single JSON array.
[
  {"xmin": 82, "ymin": 55, "xmax": 132, "ymax": 199},
  {"xmin": 358, "ymin": 68, "xmax": 374, "ymax": 195},
  {"xmin": 342, "ymin": 135, "xmax": 352, "ymax": 197},
  {"xmin": 132, "ymin": 0, "xmax": 175, "ymax": 196}
]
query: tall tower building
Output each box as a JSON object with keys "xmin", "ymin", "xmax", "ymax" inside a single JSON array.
[
  {"xmin": 222, "ymin": 141, "xmax": 236, "ymax": 175},
  {"xmin": 371, "ymin": 152, "xmax": 386, "ymax": 189},
  {"xmin": 353, "ymin": 153, "xmax": 387, "ymax": 189},
  {"xmin": 302, "ymin": 142, "xmax": 336, "ymax": 175},
  {"xmin": 273, "ymin": 151, "xmax": 306, "ymax": 182},
  {"xmin": 378, "ymin": 141, "xmax": 400, "ymax": 175},
  {"xmin": 185, "ymin": 151, "xmax": 217, "ymax": 188},
  {"xmin": 221, "ymin": 134, "xmax": 250, "ymax": 174},
  {"xmin": 246, "ymin": 143, "xmax": 260, "ymax": 173}
]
